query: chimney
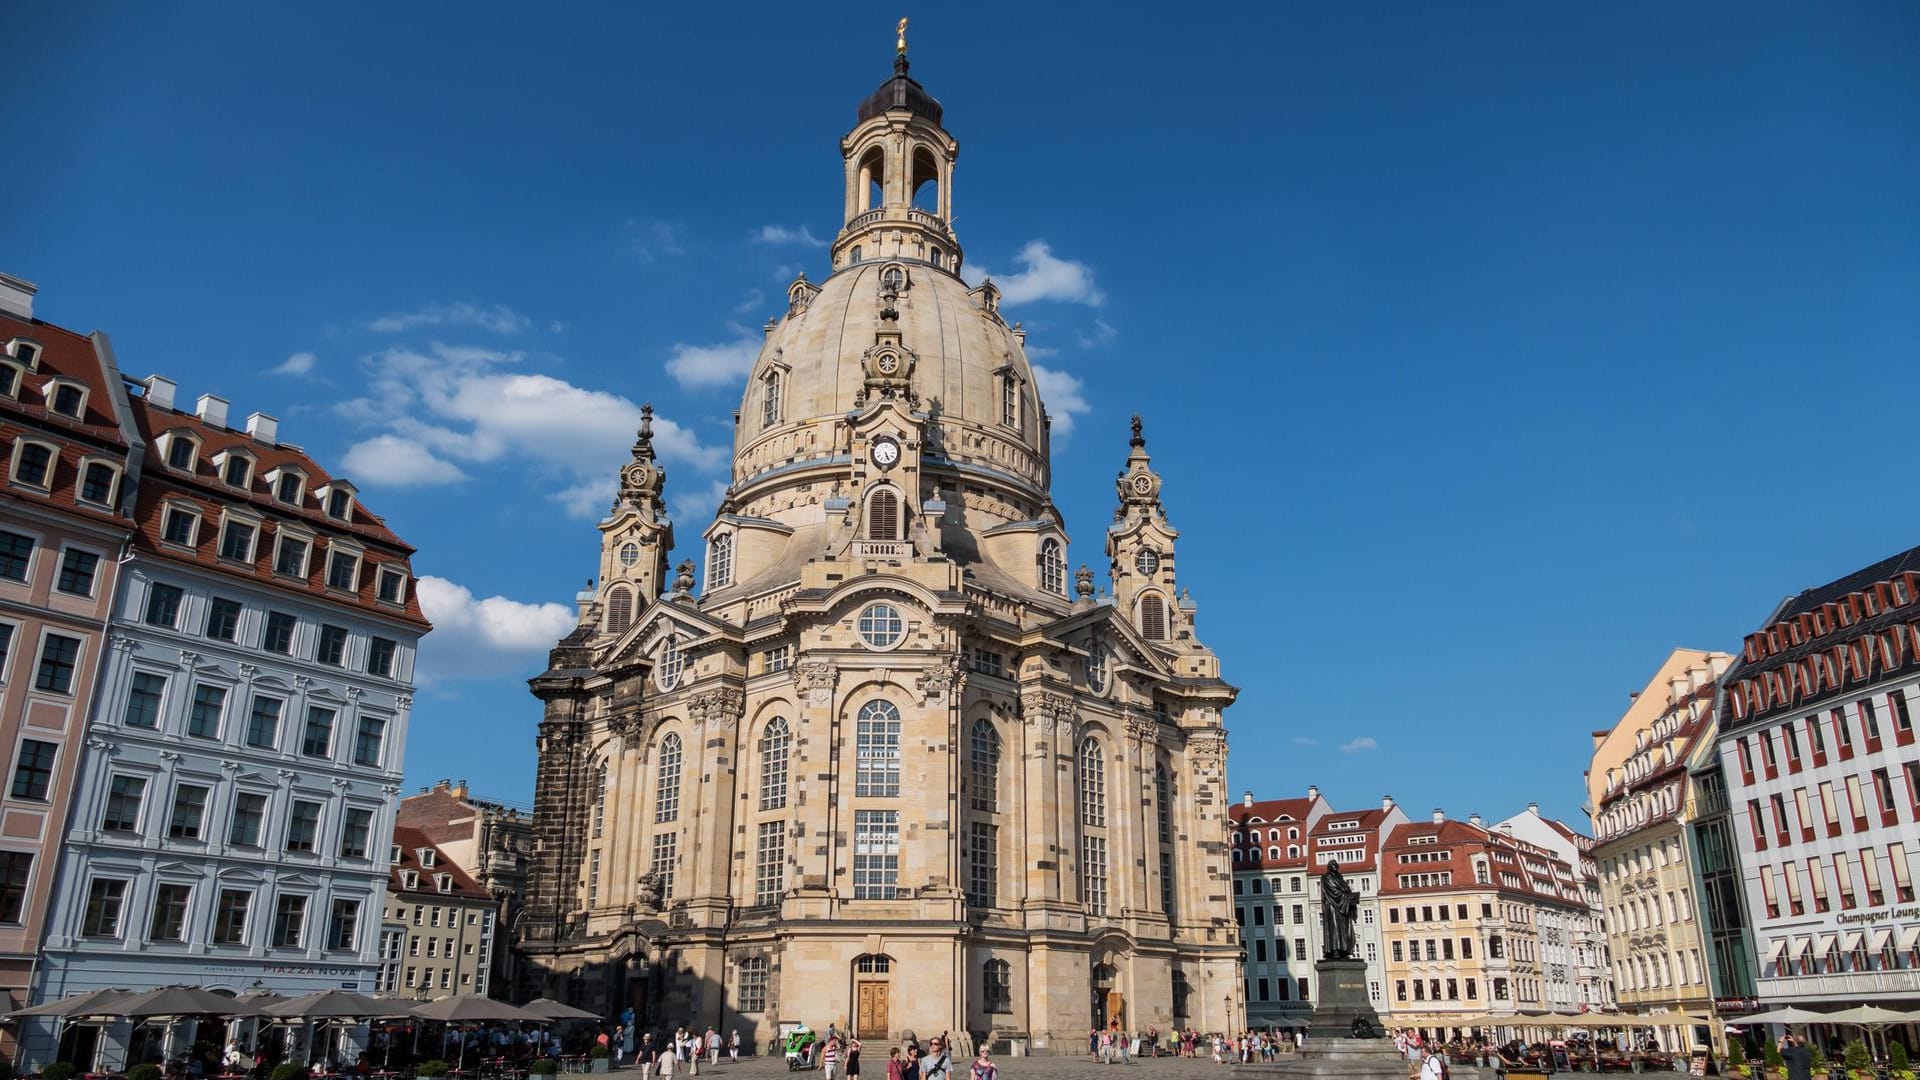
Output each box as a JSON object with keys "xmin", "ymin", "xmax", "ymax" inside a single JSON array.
[
  {"xmin": 0, "ymin": 272, "xmax": 37, "ymax": 320},
  {"xmin": 195, "ymin": 393, "xmax": 229, "ymax": 429},
  {"xmin": 1307, "ymin": 785, "xmax": 1320, "ymax": 802},
  {"xmin": 143, "ymin": 375, "xmax": 177, "ymax": 411},
  {"xmin": 1469, "ymin": 813, "xmax": 1483, "ymax": 828},
  {"xmin": 1432, "ymin": 809, "xmax": 1446, "ymax": 824},
  {"xmin": 1243, "ymin": 791, "xmax": 1254, "ymax": 808},
  {"xmin": 1382, "ymin": 795, "xmax": 1395, "ymax": 811},
  {"xmin": 246, "ymin": 411, "xmax": 279, "ymax": 446},
  {"xmin": 1527, "ymin": 802, "xmax": 1539, "ymax": 815},
  {"xmin": 454, "ymin": 779, "xmax": 469, "ymax": 799}
]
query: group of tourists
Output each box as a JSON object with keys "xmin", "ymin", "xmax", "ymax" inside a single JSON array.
[
  {"xmin": 631, "ymin": 1027, "xmax": 740, "ymax": 1078},
  {"xmin": 810, "ymin": 1028, "xmax": 995, "ymax": 1080}
]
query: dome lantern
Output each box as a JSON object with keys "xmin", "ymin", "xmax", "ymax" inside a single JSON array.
[{"xmin": 832, "ymin": 32, "xmax": 963, "ymax": 276}]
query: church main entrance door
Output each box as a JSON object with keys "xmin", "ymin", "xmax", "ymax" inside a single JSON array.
[{"xmin": 856, "ymin": 982, "xmax": 890, "ymax": 1038}]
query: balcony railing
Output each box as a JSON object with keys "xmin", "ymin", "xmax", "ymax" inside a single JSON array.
[{"xmin": 851, "ymin": 541, "xmax": 910, "ymax": 560}]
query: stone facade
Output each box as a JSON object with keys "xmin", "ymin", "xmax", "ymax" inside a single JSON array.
[{"xmin": 516, "ymin": 48, "xmax": 1238, "ymax": 1049}]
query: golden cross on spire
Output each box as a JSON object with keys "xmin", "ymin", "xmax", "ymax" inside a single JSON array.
[{"xmin": 896, "ymin": 18, "xmax": 909, "ymax": 55}]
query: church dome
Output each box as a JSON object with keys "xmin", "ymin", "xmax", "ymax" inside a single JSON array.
[
  {"xmin": 856, "ymin": 55, "xmax": 944, "ymax": 126},
  {"xmin": 733, "ymin": 261, "xmax": 1046, "ymax": 495}
]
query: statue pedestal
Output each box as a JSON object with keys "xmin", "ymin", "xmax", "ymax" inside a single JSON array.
[
  {"xmin": 1306, "ymin": 958, "xmax": 1384, "ymax": 1041},
  {"xmin": 1236, "ymin": 960, "xmax": 1402, "ymax": 1080}
]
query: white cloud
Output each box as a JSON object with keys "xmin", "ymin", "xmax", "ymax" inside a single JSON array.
[
  {"xmin": 732, "ymin": 288, "xmax": 766, "ymax": 317},
  {"xmin": 1340, "ymin": 736, "xmax": 1379, "ymax": 753},
  {"xmin": 341, "ymin": 434, "xmax": 467, "ymax": 486},
  {"xmin": 269, "ymin": 351, "xmax": 317, "ymax": 377},
  {"xmin": 1076, "ymin": 319, "xmax": 1119, "ymax": 349},
  {"xmin": 335, "ymin": 343, "xmax": 722, "ymax": 517},
  {"xmin": 666, "ymin": 334, "xmax": 761, "ymax": 391},
  {"xmin": 673, "ymin": 479, "xmax": 730, "ymax": 527},
  {"xmin": 626, "ymin": 219, "xmax": 686, "ymax": 260},
  {"xmin": 1032, "ymin": 364, "xmax": 1092, "ymax": 435},
  {"xmin": 369, "ymin": 302, "xmax": 533, "ymax": 335},
  {"xmin": 977, "ymin": 241, "xmax": 1105, "ymax": 307},
  {"xmin": 415, "ymin": 575, "xmax": 577, "ymax": 682},
  {"xmin": 754, "ymin": 224, "xmax": 826, "ymax": 247}
]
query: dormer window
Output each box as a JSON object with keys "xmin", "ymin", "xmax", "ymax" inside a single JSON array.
[
  {"xmin": 217, "ymin": 512, "xmax": 260, "ymax": 564},
  {"xmin": 762, "ymin": 369, "xmax": 782, "ymax": 428},
  {"xmin": 44, "ymin": 380, "xmax": 86, "ymax": 420},
  {"xmin": 8, "ymin": 341, "xmax": 40, "ymax": 368},
  {"xmin": 436, "ymin": 873, "xmax": 452, "ymax": 894},
  {"xmin": 319, "ymin": 482, "xmax": 356, "ymax": 522},
  {"xmin": 164, "ymin": 432, "xmax": 199, "ymax": 472},
  {"xmin": 326, "ymin": 545, "xmax": 362, "ymax": 592},
  {"xmin": 376, "ymin": 566, "xmax": 408, "ymax": 605},
  {"xmin": 219, "ymin": 452, "xmax": 254, "ymax": 489},
  {"xmin": 274, "ymin": 528, "xmax": 313, "ymax": 579},
  {"xmin": 1039, "ymin": 538, "xmax": 1065, "ymax": 596},
  {"xmin": 0, "ymin": 363, "xmax": 19, "ymax": 399},
  {"xmin": 271, "ymin": 468, "xmax": 306, "ymax": 506},
  {"xmin": 709, "ymin": 533, "xmax": 734, "ymax": 590},
  {"xmin": 10, "ymin": 440, "xmax": 55, "ymax": 490},
  {"xmin": 77, "ymin": 459, "xmax": 120, "ymax": 507},
  {"xmin": 390, "ymin": 844, "xmax": 403, "ymax": 864},
  {"xmin": 401, "ymin": 870, "xmax": 419, "ymax": 890},
  {"xmin": 161, "ymin": 503, "xmax": 201, "ymax": 547},
  {"xmin": 1001, "ymin": 375, "xmax": 1017, "ymax": 427},
  {"xmin": 419, "ymin": 848, "xmax": 436, "ymax": 868}
]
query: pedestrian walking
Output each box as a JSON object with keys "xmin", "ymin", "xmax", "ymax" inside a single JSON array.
[
  {"xmin": 969, "ymin": 1050, "xmax": 996, "ymax": 1080},
  {"xmin": 729, "ymin": 1030, "xmax": 740, "ymax": 1064}
]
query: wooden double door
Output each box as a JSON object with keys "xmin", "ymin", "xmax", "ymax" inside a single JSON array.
[{"xmin": 856, "ymin": 980, "xmax": 890, "ymax": 1038}]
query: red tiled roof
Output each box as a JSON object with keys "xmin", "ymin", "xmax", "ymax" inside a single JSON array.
[
  {"xmin": 389, "ymin": 825, "xmax": 491, "ymax": 902},
  {"xmin": 1307, "ymin": 808, "xmax": 1391, "ymax": 875},
  {"xmin": 1, "ymin": 313, "xmax": 128, "ymax": 448},
  {"xmin": 1377, "ymin": 818, "xmax": 1581, "ymax": 908},
  {"xmin": 127, "ymin": 394, "xmax": 430, "ymax": 630}
]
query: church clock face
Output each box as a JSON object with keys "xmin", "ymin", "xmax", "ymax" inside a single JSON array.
[
  {"xmin": 1135, "ymin": 549, "xmax": 1160, "ymax": 576},
  {"xmin": 871, "ymin": 436, "xmax": 901, "ymax": 470}
]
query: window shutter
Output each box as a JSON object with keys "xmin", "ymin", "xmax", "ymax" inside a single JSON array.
[
  {"xmin": 869, "ymin": 488, "xmax": 899, "ymax": 541},
  {"xmin": 607, "ymin": 587, "xmax": 633, "ymax": 633},
  {"xmin": 1141, "ymin": 594, "xmax": 1167, "ymax": 640}
]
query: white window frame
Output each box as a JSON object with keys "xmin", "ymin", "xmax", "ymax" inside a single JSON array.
[
  {"xmin": 317, "ymin": 481, "xmax": 357, "ymax": 522},
  {"xmin": 708, "ymin": 533, "xmax": 734, "ymax": 590},
  {"xmin": 158, "ymin": 500, "xmax": 203, "ymax": 549},
  {"xmin": 73, "ymin": 455, "xmax": 123, "ymax": 509},
  {"xmin": 8, "ymin": 438, "xmax": 58, "ymax": 491},
  {"xmin": 214, "ymin": 448, "xmax": 255, "ymax": 490},
  {"xmin": 0, "ymin": 360, "xmax": 22, "ymax": 401},
  {"xmin": 375, "ymin": 565, "xmax": 410, "ymax": 607},
  {"xmin": 273, "ymin": 524, "xmax": 315, "ymax": 580},
  {"xmin": 267, "ymin": 465, "xmax": 307, "ymax": 506},
  {"xmin": 40, "ymin": 377, "xmax": 88, "ymax": 420},
  {"xmin": 216, "ymin": 508, "xmax": 263, "ymax": 565},
  {"xmin": 53, "ymin": 542, "xmax": 107, "ymax": 599},
  {"xmin": 324, "ymin": 541, "xmax": 364, "ymax": 593},
  {"xmin": 5, "ymin": 339, "xmax": 41, "ymax": 368},
  {"xmin": 162, "ymin": 431, "xmax": 201, "ymax": 472}
]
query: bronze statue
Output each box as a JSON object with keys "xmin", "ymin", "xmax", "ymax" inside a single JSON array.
[
  {"xmin": 896, "ymin": 18, "xmax": 909, "ymax": 55},
  {"xmin": 1320, "ymin": 860, "xmax": 1358, "ymax": 960}
]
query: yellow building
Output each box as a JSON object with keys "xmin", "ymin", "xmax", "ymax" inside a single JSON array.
[
  {"xmin": 514, "ymin": 43, "xmax": 1238, "ymax": 1048},
  {"xmin": 386, "ymin": 827, "xmax": 499, "ymax": 1000},
  {"xmin": 1588, "ymin": 648, "xmax": 1732, "ymax": 1050}
]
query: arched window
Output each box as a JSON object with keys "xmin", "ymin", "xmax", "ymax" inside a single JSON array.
[
  {"xmin": 762, "ymin": 369, "xmax": 782, "ymax": 429},
  {"xmin": 970, "ymin": 718, "xmax": 1000, "ymax": 813},
  {"xmin": 1000, "ymin": 376, "xmax": 1018, "ymax": 428},
  {"xmin": 1140, "ymin": 593, "xmax": 1168, "ymax": 640},
  {"xmin": 857, "ymin": 148, "xmax": 886, "ymax": 213},
  {"xmin": 759, "ymin": 718, "xmax": 790, "ymax": 811},
  {"xmin": 656, "ymin": 635, "xmax": 683, "ymax": 691},
  {"xmin": 592, "ymin": 761, "xmax": 608, "ymax": 839},
  {"xmin": 854, "ymin": 953, "xmax": 892, "ymax": 974},
  {"xmin": 982, "ymin": 958, "xmax": 1012, "ymax": 1012},
  {"xmin": 1039, "ymin": 539, "xmax": 1064, "ymax": 596},
  {"xmin": 606, "ymin": 586, "xmax": 633, "ymax": 634},
  {"xmin": 867, "ymin": 487, "xmax": 900, "ymax": 541},
  {"xmin": 1086, "ymin": 638, "xmax": 1108, "ymax": 693},
  {"xmin": 1079, "ymin": 737, "xmax": 1106, "ymax": 827},
  {"xmin": 654, "ymin": 733, "xmax": 682, "ymax": 823},
  {"xmin": 709, "ymin": 534, "xmax": 734, "ymax": 590},
  {"xmin": 911, "ymin": 146, "xmax": 941, "ymax": 213},
  {"xmin": 855, "ymin": 701, "xmax": 901, "ymax": 797}
]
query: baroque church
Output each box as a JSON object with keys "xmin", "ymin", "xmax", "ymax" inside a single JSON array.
[{"xmin": 516, "ymin": 41, "xmax": 1239, "ymax": 1046}]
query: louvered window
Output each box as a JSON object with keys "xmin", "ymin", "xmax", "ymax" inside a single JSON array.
[
  {"xmin": 868, "ymin": 488, "xmax": 899, "ymax": 541},
  {"xmin": 606, "ymin": 587, "xmax": 633, "ymax": 633},
  {"xmin": 1140, "ymin": 593, "xmax": 1168, "ymax": 640}
]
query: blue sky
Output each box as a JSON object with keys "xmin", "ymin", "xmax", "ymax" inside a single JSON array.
[{"xmin": 8, "ymin": 3, "xmax": 1918, "ymax": 827}]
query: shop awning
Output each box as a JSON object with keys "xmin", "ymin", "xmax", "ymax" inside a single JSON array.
[
  {"xmin": 1870, "ymin": 928, "xmax": 1895, "ymax": 952},
  {"xmin": 1899, "ymin": 925, "xmax": 1920, "ymax": 951},
  {"xmin": 1766, "ymin": 938, "xmax": 1790, "ymax": 963},
  {"xmin": 1793, "ymin": 935, "xmax": 1815, "ymax": 960},
  {"xmin": 1841, "ymin": 930, "xmax": 1865, "ymax": 953},
  {"xmin": 1814, "ymin": 933, "xmax": 1838, "ymax": 957}
]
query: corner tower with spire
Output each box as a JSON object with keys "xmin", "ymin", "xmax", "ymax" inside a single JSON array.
[{"xmin": 518, "ymin": 26, "xmax": 1239, "ymax": 1043}]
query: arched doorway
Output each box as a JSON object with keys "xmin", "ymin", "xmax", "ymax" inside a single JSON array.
[
  {"xmin": 1090, "ymin": 964, "xmax": 1118, "ymax": 1030},
  {"xmin": 852, "ymin": 954, "xmax": 892, "ymax": 1039}
]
